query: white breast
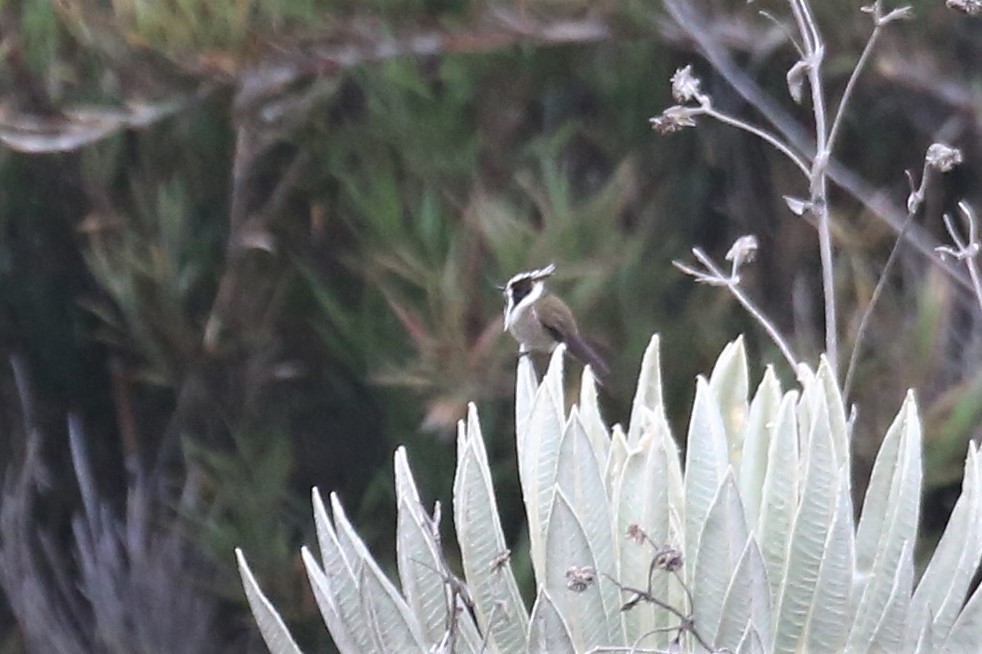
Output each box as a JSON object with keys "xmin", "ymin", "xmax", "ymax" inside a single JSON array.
[{"xmin": 508, "ymin": 304, "xmax": 558, "ymax": 352}]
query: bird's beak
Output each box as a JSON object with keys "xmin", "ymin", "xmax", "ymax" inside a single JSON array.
[{"xmin": 494, "ymin": 283, "xmax": 506, "ymax": 292}]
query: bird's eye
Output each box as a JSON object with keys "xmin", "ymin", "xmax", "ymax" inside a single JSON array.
[{"xmin": 511, "ymin": 279, "xmax": 532, "ymax": 303}]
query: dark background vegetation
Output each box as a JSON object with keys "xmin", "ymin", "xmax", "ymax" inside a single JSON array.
[{"xmin": 0, "ymin": 0, "xmax": 980, "ymax": 651}]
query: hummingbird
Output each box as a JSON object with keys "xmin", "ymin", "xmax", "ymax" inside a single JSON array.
[{"xmin": 499, "ymin": 264, "xmax": 609, "ymax": 380}]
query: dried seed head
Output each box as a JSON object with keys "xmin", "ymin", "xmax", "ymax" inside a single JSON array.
[
  {"xmin": 726, "ymin": 235, "xmax": 759, "ymax": 270},
  {"xmin": 565, "ymin": 566, "xmax": 597, "ymax": 592},
  {"xmin": 786, "ymin": 59, "xmax": 810, "ymax": 104},
  {"xmin": 650, "ymin": 106, "xmax": 700, "ymax": 134},
  {"xmin": 626, "ymin": 523, "xmax": 646, "ymax": 545},
  {"xmin": 925, "ymin": 143, "xmax": 963, "ymax": 172},
  {"xmin": 653, "ymin": 546, "xmax": 684, "ymax": 572},
  {"xmin": 947, "ymin": 0, "xmax": 982, "ymax": 16},
  {"xmin": 671, "ymin": 65, "xmax": 702, "ymax": 103}
]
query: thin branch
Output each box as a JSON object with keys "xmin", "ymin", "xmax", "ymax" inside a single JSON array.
[
  {"xmin": 801, "ymin": 28, "xmax": 837, "ymax": 374},
  {"xmin": 758, "ymin": 10, "xmax": 806, "ymax": 58},
  {"xmin": 939, "ymin": 202, "xmax": 982, "ymax": 314},
  {"xmin": 843, "ymin": 212, "xmax": 915, "ymax": 401},
  {"xmin": 828, "ymin": 3, "xmax": 912, "ymax": 153},
  {"xmin": 844, "ymin": 154, "xmax": 936, "ymax": 400},
  {"xmin": 659, "ymin": 0, "xmax": 959, "ymax": 270},
  {"xmin": 826, "ymin": 22, "xmax": 882, "ymax": 153},
  {"xmin": 786, "ymin": 0, "xmax": 816, "ymax": 54},
  {"xmin": 704, "ymin": 107, "xmax": 810, "ymax": 176},
  {"xmin": 676, "ymin": 249, "xmax": 799, "ymax": 370}
]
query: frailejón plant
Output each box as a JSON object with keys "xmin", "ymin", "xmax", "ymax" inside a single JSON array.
[{"xmin": 238, "ymin": 336, "xmax": 982, "ymax": 653}]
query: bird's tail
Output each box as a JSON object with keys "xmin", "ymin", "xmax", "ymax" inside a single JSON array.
[{"xmin": 564, "ymin": 332, "xmax": 610, "ymax": 383}]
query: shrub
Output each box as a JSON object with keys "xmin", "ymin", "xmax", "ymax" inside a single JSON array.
[{"xmin": 238, "ymin": 336, "xmax": 982, "ymax": 653}]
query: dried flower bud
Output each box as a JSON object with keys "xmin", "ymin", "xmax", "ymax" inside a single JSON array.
[
  {"xmin": 626, "ymin": 524, "xmax": 646, "ymax": 545},
  {"xmin": 786, "ymin": 59, "xmax": 809, "ymax": 104},
  {"xmin": 650, "ymin": 106, "xmax": 700, "ymax": 134},
  {"xmin": 726, "ymin": 235, "xmax": 759, "ymax": 270},
  {"xmin": 565, "ymin": 566, "xmax": 596, "ymax": 592},
  {"xmin": 653, "ymin": 546, "xmax": 684, "ymax": 572},
  {"xmin": 671, "ymin": 65, "xmax": 702, "ymax": 103},
  {"xmin": 783, "ymin": 195, "xmax": 812, "ymax": 216},
  {"xmin": 925, "ymin": 143, "xmax": 963, "ymax": 172},
  {"xmin": 947, "ymin": 0, "xmax": 982, "ymax": 16}
]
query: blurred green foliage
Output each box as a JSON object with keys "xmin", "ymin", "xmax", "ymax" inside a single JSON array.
[{"xmin": 1, "ymin": 0, "xmax": 981, "ymax": 650}]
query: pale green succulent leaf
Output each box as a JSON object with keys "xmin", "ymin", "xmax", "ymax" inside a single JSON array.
[
  {"xmin": 803, "ymin": 476, "xmax": 856, "ymax": 652},
  {"xmin": 578, "ymin": 366, "xmax": 610, "ymax": 471},
  {"xmin": 855, "ymin": 392, "xmax": 922, "ymax": 574},
  {"xmin": 708, "ymin": 335, "xmax": 750, "ymax": 454},
  {"xmin": 865, "ymin": 541, "xmax": 914, "ymax": 653},
  {"xmin": 739, "ymin": 365, "xmax": 782, "ymax": 527},
  {"xmin": 544, "ymin": 489, "xmax": 617, "ymax": 650},
  {"xmin": 302, "ymin": 547, "xmax": 362, "ymax": 654},
  {"xmin": 519, "ymin": 362, "xmax": 566, "ymax": 578},
  {"xmin": 613, "ymin": 407, "xmax": 684, "ymax": 647},
  {"xmin": 329, "ymin": 491, "xmax": 426, "ymax": 648},
  {"xmin": 556, "ymin": 408, "xmax": 619, "ymax": 625},
  {"xmin": 772, "ymin": 397, "xmax": 838, "ymax": 654},
  {"xmin": 716, "ymin": 536, "xmax": 772, "ymax": 651},
  {"xmin": 849, "ymin": 393, "xmax": 922, "ymax": 648},
  {"xmin": 910, "ymin": 443, "xmax": 982, "ymax": 652},
  {"xmin": 327, "ymin": 493, "xmax": 427, "ymax": 651},
  {"xmin": 238, "ymin": 334, "xmax": 982, "ymax": 654},
  {"xmin": 605, "ymin": 424, "xmax": 629, "ymax": 498},
  {"xmin": 627, "ymin": 334, "xmax": 665, "ymax": 446},
  {"xmin": 756, "ymin": 391, "xmax": 799, "ymax": 597},
  {"xmin": 735, "ymin": 625, "xmax": 766, "ymax": 654},
  {"xmin": 940, "ymin": 560, "xmax": 982, "ymax": 653},
  {"xmin": 528, "ymin": 588, "xmax": 577, "ymax": 654},
  {"xmin": 313, "ymin": 488, "xmax": 356, "ymax": 570},
  {"xmin": 515, "ymin": 355, "xmax": 538, "ymax": 452},
  {"xmin": 356, "ymin": 563, "xmax": 427, "ymax": 653},
  {"xmin": 453, "ymin": 409, "xmax": 529, "ymax": 652},
  {"xmin": 684, "ymin": 376, "xmax": 730, "ymax": 568},
  {"xmin": 693, "ymin": 473, "xmax": 750, "ymax": 647},
  {"xmin": 236, "ymin": 548, "xmax": 304, "ymax": 654},
  {"xmin": 395, "ymin": 448, "xmax": 481, "ymax": 651},
  {"xmin": 311, "ymin": 489, "xmax": 376, "ymax": 651},
  {"xmin": 544, "ymin": 345, "xmax": 566, "ymax": 413},
  {"xmin": 816, "ymin": 356, "xmax": 850, "ymax": 468}
]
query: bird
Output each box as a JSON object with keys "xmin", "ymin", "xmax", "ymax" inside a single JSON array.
[{"xmin": 499, "ymin": 263, "xmax": 609, "ymax": 380}]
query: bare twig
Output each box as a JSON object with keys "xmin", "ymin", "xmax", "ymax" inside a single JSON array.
[
  {"xmin": 842, "ymin": 214, "xmax": 914, "ymax": 402},
  {"xmin": 703, "ymin": 106, "xmax": 810, "ymax": 176},
  {"xmin": 938, "ymin": 201, "xmax": 982, "ymax": 314},
  {"xmin": 674, "ymin": 242, "xmax": 799, "ymax": 371},
  {"xmin": 661, "ymin": 1, "xmax": 913, "ymax": 377},
  {"xmin": 827, "ymin": 3, "xmax": 912, "ymax": 153},
  {"xmin": 844, "ymin": 143, "xmax": 964, "ymax": 399}
]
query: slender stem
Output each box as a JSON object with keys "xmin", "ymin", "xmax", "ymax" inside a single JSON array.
[
  {"xmin": 843, "ymin": 211, "xmax": 915, "ymax": 402},
  {"xmin": 787, "ymin": 0, "xmax": 815, "ymax": 54},
  {"xmin": 967, "ymin": 260, "xmax": 982, "ymax": 315},
  {"xmin": 814, "ymin": 195, "xmax": 839, "ymax": 372},
  {"xmin": 704, "ymin": 108, "xmax": 810, "ymax": 176},
  {"xmin": 692, "ymin": 250, "xmax": 799, "ymax": 370},
  {"xmin": 827, "ymin": 24, "xmax": 882, "ymax": 154},
  {"xmin": 959, "ymin": 202, "xmax": 982, "ymax": 314},
  {"xmin": 803, "ymin": 22, "xmax": 838, "ymax": 373},
  {"xmin": 796, "ymin": 0, "xmax": 823, "ymax": 54}
]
